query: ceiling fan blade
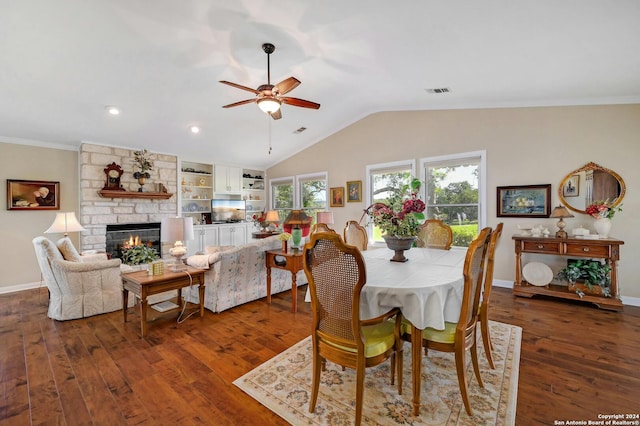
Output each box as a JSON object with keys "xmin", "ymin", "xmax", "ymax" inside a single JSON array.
[
  {"xmin": 222, "ymin": 99, "xmax": 256, "ymax": 108},
  {"xmin": 269, "ymin": 109, "xmax": 282, "ymax": 120},
  {"xmin": 219, "ymin": 80, "xmax": 260, "ymax": 95},
  {"xmin": 282, "ymin": 97, "xmax": 321, "ymax": 109},
  {"xmin": 275, "ymin": 77, "xmax": 301, "ymax": 95}
]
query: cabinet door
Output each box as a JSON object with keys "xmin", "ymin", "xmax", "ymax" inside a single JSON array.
[
  {"xmin": 186, "ymin": 226, "xmax": 205, "ymax": 255},
  {"xmin": 214, "ymin": 167, "xmax": 228, "ymax": 193},
  {"xmin": 202, "ymin": 225, "xmax": 219, "ymax": 248},
  {"xmin": 227, "ymin": 167, "xmax": 242, "ymax": 193},
  {"xmin": 214, "ymin": 166, "xmax": 242, "ymax": 194},
  {"xmin": 218, "ymin": 224, "xmax": 246, "ymax": 246}
]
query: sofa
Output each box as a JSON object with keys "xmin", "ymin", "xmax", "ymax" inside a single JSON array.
[
  {"xmin": 32, "ymin": 236, "xmax": 124, "ymax": 320},
  {"xmin": 183, "ymin": 235, "xmax": 306, "ymax": 313}
]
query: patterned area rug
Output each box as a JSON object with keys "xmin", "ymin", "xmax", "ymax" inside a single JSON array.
[{"xmin": 234, "ymin": 321, "xmax": 521, "ymax": 425}]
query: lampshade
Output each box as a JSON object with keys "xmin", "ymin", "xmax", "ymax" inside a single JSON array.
[
  {"xmin": 161, "ymin": 217, "xmax": 194, "ymax": 243},
  {"xmin": 264, "ymin": 210, "xmax": 280, "ymax": 223},
  {"xmin": 44, "ymin": 212, "xmax": 86, "ymax": 237},
  {"xmin": 550, "ymin": 205, "xmax": 574, "ymax": 219},
  {"xmin": 316, "ymin": 211, "xmax": 334, "ymax": 224},
  {"xmin": 257, "ymin": 97, "xmax": 281, "ymax": 113},
  {"xmin": 284, "ymin": 210, "xmax": 311, "ymax": 225},
  {"xmin": 549, "ymin": 205, "xmax": 574, "ymax": 239}
]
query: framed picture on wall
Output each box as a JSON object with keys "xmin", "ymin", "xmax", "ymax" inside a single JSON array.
[
  {"xmin": 346, "ymin": 180, "xmax": 362, "ymax": 202},
  {"xmin": 7, "ymin": 179, "xmax": 60, "ymax": 210},
  {"xmin": 496, "ymin": 184, "xmax": 551, "ymax": 218},
  {"xmin": 563, "ymin": 174, "xmax": 580, "ymax": 197},
  {"xmin": 330, "ymin": 187, "xmax": 344, "ymax": 207}
]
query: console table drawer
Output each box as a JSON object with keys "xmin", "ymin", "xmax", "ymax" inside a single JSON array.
[
  {"xmin": 522, "ymin": 241, "xmax": 561, "ymax": 254},
  {"xmin": 565, "ymin": 243, "xmax": 609, "ymax": 257}
]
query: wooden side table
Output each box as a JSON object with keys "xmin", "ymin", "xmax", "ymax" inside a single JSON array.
[
  {"xmin": 121, "ymin": 267, "xmax": 206, "ymax": 336},
  {"xmin": 265, "ymin": 249, "xmax": 304, "ymax": 312}
]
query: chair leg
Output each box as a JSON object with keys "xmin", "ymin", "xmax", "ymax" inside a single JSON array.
[
  {"xmin": 355, "ymin": 360, "xmax": 365, "ymax": 426},
  {"xmin": 470, "ymin": 341, "xmax": 484, "ymax": 388},
  {"xmin": 309, "ymin": 351, "xmax": 322, "ymax": 413},
  {"xmin": 454, "ymin": 347, "xmax": 473, "ymax": 416},
  {"xmin": 396, "ymin": 340, "xmax": 403, "ymax": 396},
  {"xmin": 481, "ymin": 310, "xmax": 495, "ymax": 369}
]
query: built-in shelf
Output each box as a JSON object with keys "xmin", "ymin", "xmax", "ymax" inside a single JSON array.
[{"xmin": 98, "ymin": 190, "xmax": 173, "ymax": 200}]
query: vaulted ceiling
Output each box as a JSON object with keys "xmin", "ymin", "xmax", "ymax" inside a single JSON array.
[{"xmin": 1, "ymin": 1, "xmax": 639, "ymax": 169}]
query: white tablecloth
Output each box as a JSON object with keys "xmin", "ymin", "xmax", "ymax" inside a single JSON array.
[{"xmin": 359, "ymin": 247, "xmax": 466, "ymax": 330}]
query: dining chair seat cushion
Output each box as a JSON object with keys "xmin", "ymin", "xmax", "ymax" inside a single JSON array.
[
  {"xmin": 401, "ymin": 318, "xmax": 457, "ymax": 344},
  {"xmin": 324, "ymin": 320, "xmax": 396, "ymax": 358}
]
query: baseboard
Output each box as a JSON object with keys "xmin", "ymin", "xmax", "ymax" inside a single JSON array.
[
  {"xmin": 491, "ymin": 279, "xmax": 640, "ymax": 307},
  {"xmin": 0, "ymin": 281, "xmax": 44, "ymax": 295}
]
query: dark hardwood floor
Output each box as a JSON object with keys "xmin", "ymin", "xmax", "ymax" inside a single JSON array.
[{"xmin": 1, "ymin": 286, "xmax": 639, "ymax": 425}]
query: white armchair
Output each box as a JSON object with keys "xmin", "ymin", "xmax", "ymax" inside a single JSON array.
[{"xmin": 32, "ymin": 236, "xmax": 124, "ymax": 320}]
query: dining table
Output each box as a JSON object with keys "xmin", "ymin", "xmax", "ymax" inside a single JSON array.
[{"xmin": 359, "ymin": 246, "xmax": 467, "ymax": 416}]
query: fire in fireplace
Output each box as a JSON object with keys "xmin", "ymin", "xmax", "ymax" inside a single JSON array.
[{"xmin": 105, "ymin": 222, "xmax": 161, "ymax": 261}]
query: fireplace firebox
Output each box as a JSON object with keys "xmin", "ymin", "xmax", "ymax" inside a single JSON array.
[{"xmin": 105, "ymin": 222, "xmax": 161, "ymax": 261}]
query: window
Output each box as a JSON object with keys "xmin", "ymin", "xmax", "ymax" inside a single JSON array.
[
  {"xmin": 366, "ymin": 160, "xmax": 416, "ymax": 243},
  {"xmin": 270, "ymin": 177, "xmax": 294, "ymax": 222},
  {"xmin": 270, "ymin": 172, "xmax": 327, "ymax": 224},
  {"xmin": 298, "ymin": 172, "xmax": 328, "ymax": 222},
  {"xmin": 420, "ymin": 151, "xmax": 486, "ymax": 247}
]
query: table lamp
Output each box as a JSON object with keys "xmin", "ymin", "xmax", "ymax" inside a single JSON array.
[
  {"xmin": 264, "ymin": 210, "xmax": 280, "ymax": 230},
  {"xmin": 161, "ymin": 217, "xmax": 194, "ymax": 271},
  {"xmin": 550, "ymin": 205, "xmax": 574, "ymax": 238},
  {"xmin": 284, "ymin": 210, "xmax": 312, "ymax": 248},
  {"xmin": 44, "ymin": 212, "xmax": 86, "ymax": 237}
]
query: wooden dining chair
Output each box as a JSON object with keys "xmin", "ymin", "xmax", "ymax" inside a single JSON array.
[
  {"xmin": 401, "ymin": 227, "xmax": 491, "ymax": 416},
  {"xmin": 478, "ymin": 222, "xmax": 503, "ymax": 369},
  {"xmin": 303, "ymin": 232, "xmax": 402, "ymax": 426},
  {"xmin": 416, "ymin": 219, "xmax": 453, "ymax": 250},
  {"xmin": 310, "ymin": 222, "xmax": 337, "ymax": 235},
  {"xmin": 343, "ymin": 220, "xmax": 368, "ymax": 251}
]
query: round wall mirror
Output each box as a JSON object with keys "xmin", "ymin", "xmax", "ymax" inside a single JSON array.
[{"xmin": 559, "ymin": 162, "xmax": 626, "ymax": 214}]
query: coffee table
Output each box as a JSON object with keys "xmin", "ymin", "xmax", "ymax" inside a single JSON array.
[
  {"xmin": 265, "ymin": 249, "xmax": 304, "ymax": 312},
  {"xmin": 121, "ymin": 267, "xmax": 205, "ymax": 337}
]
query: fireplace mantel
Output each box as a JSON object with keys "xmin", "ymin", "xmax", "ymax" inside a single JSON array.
[{"xmin": 98, "ymin": 190, "xmax": 174, "ymax": 200}]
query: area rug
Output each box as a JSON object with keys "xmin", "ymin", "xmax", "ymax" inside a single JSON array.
[{"xmin": 234, "ymin": 321, "xmax": 521, "ymax": 425}]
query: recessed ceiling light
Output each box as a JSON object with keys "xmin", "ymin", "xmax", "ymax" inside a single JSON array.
[
  {"xmin": 189, "ymin": 125, "xmax": 200, "ymax": 134},
  {"xmin": 105, "ymin": 106, "xmax": 121, "ymax": 115}
]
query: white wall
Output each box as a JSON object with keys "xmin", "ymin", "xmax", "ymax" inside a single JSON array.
[{"xmin": 268, "ymin": 104, "xmax": 640, "ymax": 301}]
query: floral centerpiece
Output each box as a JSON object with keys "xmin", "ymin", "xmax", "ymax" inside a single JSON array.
[
  {"xmin": 585, "ymin": 200, "xmax": 622, "ymax": 219},
  {"xmin": 363, "ymin": 177, "xmax": 426, "ymax": 238},
  {"xmin": 362, "ymin": 178, "xmax": 425, "ymax": 261},
  {"xmin": 252, "ymin": 212, "xmax": 269, "ymax": 230}
]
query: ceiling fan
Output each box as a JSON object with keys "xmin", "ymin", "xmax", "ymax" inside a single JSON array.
[{"xmin": 220, "ymin": 43, "xmax": 320, "ymax": 120}]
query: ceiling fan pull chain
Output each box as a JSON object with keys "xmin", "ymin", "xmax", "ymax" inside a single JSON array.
[{"xmin": 268, "ymin": 115, "xmax": 272, "ymax": 155}]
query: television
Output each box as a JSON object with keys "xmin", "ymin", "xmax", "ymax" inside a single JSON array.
[{"xmin": 211, "ymin": 199, "xmax": 246, "ymax": 222}]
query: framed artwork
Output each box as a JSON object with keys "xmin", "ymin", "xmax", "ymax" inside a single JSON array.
[
  {"xmin": 346, "ymin": 180, "xmax": 362, "ymax": 202},
  {"xmin": 496, "ymin": 184, "xmax": 551, "ymax": 218},
  {"xmin": 563, "ymin": 174, "xmax": 580, "ymax": 197},
  {"xmin": 7, "ymin": 179, "xmax": 60, "ymax": 210},
  {"xmin": 330, "ymin": 187, "xmax": 344, "ymax": 207}
]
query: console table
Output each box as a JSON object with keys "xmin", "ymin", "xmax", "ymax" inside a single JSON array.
[{"xmin": 513, "ymin": 235, "xmax": 624, "ymax": 311}]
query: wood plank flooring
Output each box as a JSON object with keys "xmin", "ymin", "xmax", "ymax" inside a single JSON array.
[{"xmin": 1, "ymin": 286, "xmax": 639, "ymax": 425}]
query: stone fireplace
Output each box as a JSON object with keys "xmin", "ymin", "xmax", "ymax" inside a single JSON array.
[{"xmin": 79, "ymin": 143, "xmax": 178, "ymax": 257}]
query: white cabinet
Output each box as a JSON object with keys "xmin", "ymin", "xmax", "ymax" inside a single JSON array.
[
  {"xmin": 181, "ymin": 161, "xmax": 213, "ymax": 225},
  {"xmin": 187, "ymin": 225, "xmax": 219, "ymax": 255},
  {"xmin": 218, "ymin": 223, "xmax": 248, "ymax": 246},
  {"xmin": 215, "ymin": 165, "xmax": 242, "ymax": 194}
]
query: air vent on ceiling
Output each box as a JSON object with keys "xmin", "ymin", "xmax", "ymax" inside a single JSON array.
[
  {"xmin": 425, "ymin": 87, "xmax": 452, "ymax": 94},
  {"xmin": 293, "ymin": 127, "xmax": 307, "ymax": 134}
]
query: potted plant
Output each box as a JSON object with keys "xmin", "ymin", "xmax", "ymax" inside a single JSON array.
[
  {"xmin": 132, "ymin": 149, "xmax": 154, "ymax": 191},
  {"xmin": 121, "ymin": 244, "xmax": 159, "ymax": 266},
  {"xmin": 556, "ymin": 259, "xmax": 612, "ymax": 298}
]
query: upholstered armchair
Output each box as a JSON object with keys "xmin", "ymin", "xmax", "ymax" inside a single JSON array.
[{"xmin": 32, "ymin": 236, "xmax": 124, "ymax": 320}]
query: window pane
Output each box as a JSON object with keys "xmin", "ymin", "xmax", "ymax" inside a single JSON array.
[
  {"xmin": 425, "ymin": 160, "xmax": 480, "ymax": 247},
  {"xmin": 300, "ymin": 178, "xmax": 327, "ymax": 222}
]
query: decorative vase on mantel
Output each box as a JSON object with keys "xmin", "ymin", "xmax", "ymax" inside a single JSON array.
[
  {"xmin": 382, "ymin": 235, "xmax": 417, "ymax": 262},
  {"xmin": 593, "ymin": 217, "xmax": 612, "ymax": 239},
  {"xmin": 133, "ymin": 172, "xmax": 150, "ymax": 192}
]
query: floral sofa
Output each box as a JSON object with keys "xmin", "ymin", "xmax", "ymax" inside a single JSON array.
[{"xmin": 183, "ymin": 235, "xmax": 306, "ymax": 313}]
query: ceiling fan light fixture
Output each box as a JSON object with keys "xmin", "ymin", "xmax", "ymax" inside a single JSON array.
[{"xmin": 257, "ymin": 98, "xmax": 281, "ymax": 114}]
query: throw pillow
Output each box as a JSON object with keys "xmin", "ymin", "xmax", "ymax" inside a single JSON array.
[{"xmin": 56, "ymin": 238, "xmax": 82, "ymax": 262}]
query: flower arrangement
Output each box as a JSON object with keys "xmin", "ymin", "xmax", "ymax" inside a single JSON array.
[
  {"xmin": 252, "ymin": 212, "xmax": 268, "ymax": 229},
  {"xmin": 132, "ymin": 149, "xmax": 154, "ymax": 179},
  {"xmin": 362, "ymin": 178, "xmax": 426, "ymax": 238},
  {"xmin": 277, "ymin": 232, "xmax": 292, "ymax": 241},
  {"xmin": 585, "ymin": 200, "xmax": 622, "ymax": 220}
]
